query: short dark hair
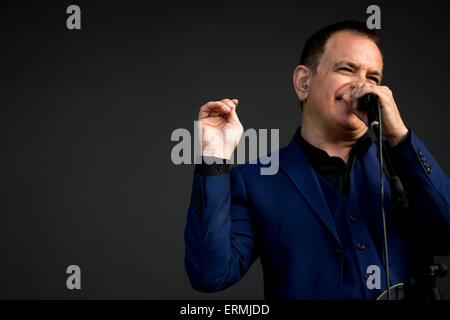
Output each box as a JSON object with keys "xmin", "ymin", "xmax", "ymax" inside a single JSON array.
[{"xmin": 299, "ymin": 20, "xmax": 382, "ymax": 74}]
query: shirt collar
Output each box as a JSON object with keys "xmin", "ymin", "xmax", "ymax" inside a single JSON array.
[{"xmin": 295, "ymin": 126, "xmax": 373, "ymax": 166}]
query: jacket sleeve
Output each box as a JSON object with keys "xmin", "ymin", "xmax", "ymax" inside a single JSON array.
[
  {"xmin": 184, "ymin": 166, "xmax": 259, "ymax": 292},
  {"xmin": 389, "ymin": 130, "xmax": 450, "ymax": 254}
]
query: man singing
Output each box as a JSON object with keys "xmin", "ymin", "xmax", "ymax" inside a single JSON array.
[{"xmin": 184, "ymin": 21, "xmax": 450, "ymax": 299}]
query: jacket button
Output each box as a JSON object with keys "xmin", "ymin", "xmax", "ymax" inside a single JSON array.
[
  {"xmin": 420, "ymin": 156, "xmax": 425, "ymax": 162},
  {"xmin": 418, "ymin": 150, "xmax": 423, "ymax": 156},
  {"xmin": 427, "ymin": 167, "xmax": 432, "ymax": 174},
  {"xmin": 349, "ymin": 215, "xmax": 358, "ymax": 222},
  {"xmin": 331, "ymin": 248, "xmax": 341, "ymax": 258},
  {"xmin": 423, "ymin": 161, "xmax": 429, "ymax": 168},
  {"xmin": 195, "ymin": 191, "xmax": 201, "ymax": 206},
  {"xmin": 357, "ymin": 243, "xmax": 366, "ymax": 250}
]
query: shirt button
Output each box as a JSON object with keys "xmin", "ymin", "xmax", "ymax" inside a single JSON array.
[
  {"xmin": 331, "ymin": 248, "xmax": 341, "ymax": 258},
  {"xmin": 349, "ymin": 215, "xmax": 358, "ymax": 222},
  {"xmin": 357, "ymin": 243, "xmax": 366, "ymax": 250}
]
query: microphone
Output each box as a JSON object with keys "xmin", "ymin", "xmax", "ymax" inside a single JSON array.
[{"xmin": 358, "ymin": 93, "xmax": 380, "ymax": 130}]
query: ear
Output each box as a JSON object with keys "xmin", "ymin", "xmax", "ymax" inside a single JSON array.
[{"xmin": 293, "ymin": 65, "xmax": 311, "ymax": 102}]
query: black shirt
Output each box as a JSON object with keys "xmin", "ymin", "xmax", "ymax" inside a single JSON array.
[
  {"xmin": 295, "ymin": 127, "xmax": 411, "ymax": 197},
  {"xmin": 295, "ymin": 127, "xmax": 373, "ymax": 197}
]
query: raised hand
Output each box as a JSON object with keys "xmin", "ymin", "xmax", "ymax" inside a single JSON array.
[{"xmin": 198, "ymin": 98, "xmax": 244, "ymax": 160}]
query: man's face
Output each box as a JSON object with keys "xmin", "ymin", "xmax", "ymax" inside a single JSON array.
[{"xmin": 306, "ymin": 30, "xmax": 383, "ymax": 136}]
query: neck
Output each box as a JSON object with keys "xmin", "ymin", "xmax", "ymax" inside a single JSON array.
[{"xmin": 300, "ymin": 118, "xmax": 366, "ymax": 164}]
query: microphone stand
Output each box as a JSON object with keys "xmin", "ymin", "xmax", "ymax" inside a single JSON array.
[
  {"xmin": 363, "ymin": 93, "xmax": 447, "ymax": 300},
  {"xmin": 367, "ymin": 97, "xmax": 392, "ymax": 300},
  {"xmin": 404, "ymin": 255, "xmax": 447, "ymax": 300}
]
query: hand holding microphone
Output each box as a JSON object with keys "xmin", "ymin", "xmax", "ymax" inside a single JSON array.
[
  {"xmin": 350, "ymin": 82, "xmax": 408, "ymax": 146},
  {"xmin": 358, "ymin": 92, "xmax": 381, "ymax": 130}
]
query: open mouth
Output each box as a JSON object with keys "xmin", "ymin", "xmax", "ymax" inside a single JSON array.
[{"xmin": 335, "ymin": 94, "xmax": 352, "ymax": 110}]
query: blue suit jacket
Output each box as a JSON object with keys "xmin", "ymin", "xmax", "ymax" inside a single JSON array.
[{"xmin": 184, "ymin": 129, "xmax": 450, "ymax": 299}]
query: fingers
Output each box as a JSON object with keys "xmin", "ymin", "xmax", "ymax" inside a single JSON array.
[
  {"xmin": 351, "ymin": 83, "xmax": 364, "ymax": 110},
  {"xmin": 222, "ymin": 98, "xmax": 238, "ymax": 110},
  {"xmin": 199, "ymin": 101, "xmax": 230, "ymax": 117},
  {"xmin": 198, "ymin": 98, "xmax": 238, "ymax": 120},
  {"xmin": 227, "ymin": 104, "xmax": 243, "ymax": 127},
  {"xmin": 353, "ymin": 83, "xmax": 386, "ymax": 100},
  {"xmin": 222, "ymin": 98, "xmax": 242, "ymax": 125},
  {"xmin": 351, "ymin": 83, "xmax": 363, "ymax": 99},
  {"xmin": 351, "ymin": 83, "xmax": 381, "ymax": 110}
]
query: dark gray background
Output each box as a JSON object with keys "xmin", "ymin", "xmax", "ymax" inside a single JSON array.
[{"xmin": 1, "ymin": 0, "xmax": 449, "ymax": 299}]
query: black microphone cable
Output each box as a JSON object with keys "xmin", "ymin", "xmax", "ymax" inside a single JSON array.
[
  {"xmin": 360, "ymin": 93, "xmax": 392, "ymax": 300},
  {"xmin": 377, "ymin": 103, "xmax": 392, "ymax": 300}
]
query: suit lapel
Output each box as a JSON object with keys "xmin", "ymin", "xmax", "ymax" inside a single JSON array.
[{"xmin": 279, "ymin": 135, "xmax": 341, "ymax": 245}]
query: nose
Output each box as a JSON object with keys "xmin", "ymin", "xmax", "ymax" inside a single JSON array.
[
  {"xmin": 349, "ymin": 76, "xmax": 368, "ymax": 91},
  {"xmin": 348, "ymin": 80, "xmax": 364, "ymax": 98},
  {"xmin": 354, "ymin": 71, "xmax": 371, "ymax": 86},
  {"xmin": 349, "ymin": 82, "xmax": 361, "ymax": 93}
]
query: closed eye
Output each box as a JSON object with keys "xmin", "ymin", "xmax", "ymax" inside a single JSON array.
[
  {"xmin": 339, "ymin": 67, "xmax": 353, "ymax": 72},
  {"xmin": 368, "ymin": 76, "xmax": 380, "ymax": 84}
]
